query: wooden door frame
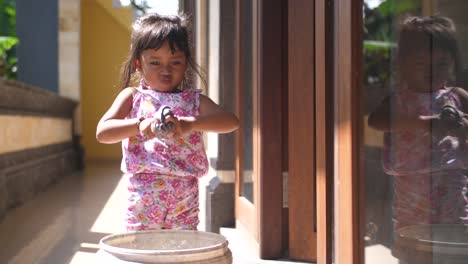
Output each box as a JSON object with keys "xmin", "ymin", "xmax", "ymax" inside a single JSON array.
[
  {"xmin": 288, "ymin": 0, "xmax": 317, "ymax": 262},
  {"xmin": 234, "ymin": 0, "xmax": 256, "ymax": 243},
  {"xmin": 333, "ymin": 0, "xmax": 365, "ymax": 264},
  {"xmin": 288, "ymin": 0, "xmax": 334, "ymax": 264},
  {"xmin": 257, "ymin": 0, "xmax": 284, "ymax": 258},
  {"xmin": 234, "ymin": 0, "xmax": 284, "ymax": 259},
  {"xmin": 236, "ymin": 0, "xmax": 366, "ymax": 262},
  {"xmin": 315, "ymin": 1, "xmax": 334, "ymax": 263}
]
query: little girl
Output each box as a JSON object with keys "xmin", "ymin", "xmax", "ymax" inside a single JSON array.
[
  {"xmin": 96, "ymin": 13, "xmax": 239, "ymax": 231},
  {"xmin": 368, "ymin": 16, "xmax": 468, "ymax": 230}
]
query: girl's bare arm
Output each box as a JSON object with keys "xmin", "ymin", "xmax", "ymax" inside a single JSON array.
[
  {"xmin": 96, "ymin": 88, "xmax": 142, "ymax": 144},
  {"xmin": 368, "ymin": 96, "xmax": 431, "ymax": 132},
  {"xmin": 453, "ymin": 87, "xmax": 468, "ymax": 113},
  {"xmin": 171, "ymin": 95, "xmax": 239, "ymax": 136},
  {"xmin": 368, "ymin": 96, "xmax": 392, "ymax": 131},
  {"xmin": 452, "ymin": 87, "xmax": 468, "ymax": 129}
]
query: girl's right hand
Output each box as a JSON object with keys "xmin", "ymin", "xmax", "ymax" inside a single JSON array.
[
  {"xmin": 151, "ymin": 115, "xmax": 192, "ymax": 140},
  {"xmin": 138, "ymin": 117, "xmax": 159, "ymax": 139}
]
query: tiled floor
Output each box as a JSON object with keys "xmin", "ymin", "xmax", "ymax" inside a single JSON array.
[
  {"xmin": 220, "ymin": 227, "xmax": 311, "ymax": 264},
  {"xmin": 0, "ymin": 161, "xmax": 312, "ymax": 264},
  {"xmin": 0, "ymin": 161, "xmax": 123, "ymax": 264}
]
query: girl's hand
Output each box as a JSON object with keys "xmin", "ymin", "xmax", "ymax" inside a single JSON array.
[
  {"xmin": 138, "ymin": 117, "xmax": 159, "ymax": 139},
  {"xmin": 163, "ymin": 116, "xmax": 195, "ymax": 139},
  {"xmin": 420, "ymin": 114, "xmax": 446, "ymax": 135},
  {"xmin": 420, "ymin": 112, "xmax": 468, "ymax": 135}
]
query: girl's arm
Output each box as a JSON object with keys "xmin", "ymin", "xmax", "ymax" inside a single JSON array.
[
  {"xmin": 171, "ymin": 95, "xmax": 239, "ymax": 137},
  {"xmin": 452, "ymin": 87, "xmax": 468, "ymax": 129},
  {"xmin": 368, "ymin": 96, "xmax": 392, "ymax": 131},
  {"xmin": 96, "ymin": 88, "xmax": 152, "ymax": 144},
  {"xmin": 368, "ymin": 96, "xmax": 431, "ymax": 132},
  {"xmin": 453, "ymin": 87, "xmax": 468, "ymax": 113}
]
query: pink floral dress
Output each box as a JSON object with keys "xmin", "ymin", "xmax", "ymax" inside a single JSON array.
[
  {"xmin": 382, "ymin": 86, "xmax": 468, "ymax": 229},
  {"xmin": 121, "ymin": 85, "xmax": 209, "ymax": 231}
]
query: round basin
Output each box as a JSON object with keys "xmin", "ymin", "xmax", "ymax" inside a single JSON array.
[
  {"xmin": 99, "ymin": 230, "xmax": 232, "ymax": 264},
  {"xmin": 393, "ymin": 224, "xmax": 468, "ymax": 264}
]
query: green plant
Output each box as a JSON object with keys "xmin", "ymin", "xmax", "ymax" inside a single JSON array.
[
  {"xmin": 0, "ymin": 36, "xmax": 17, "ymax": 78},
  {"xmin": 364, "ymin": 40, "xmax": 395, "ymax": 85},
  {"xmin": 129, "ymin": 0, "xmax": 151, "ymax": 14},
  {"xmin": 0, "ymin": 0, "xmax": 17, "ymax": 79}
]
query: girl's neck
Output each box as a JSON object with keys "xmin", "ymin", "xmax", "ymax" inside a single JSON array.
[{"xmin": 140, "ymin": 80, "xmax": 182, "ymax": 93}]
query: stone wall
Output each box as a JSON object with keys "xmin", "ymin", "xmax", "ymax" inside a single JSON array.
[
  {"xmin": 59, "ymin": 0, "xmax": 82, "ymax": 137},
  {"xmin": 0, "ymin": 79, "xmax": 82, "ymax": 219}
]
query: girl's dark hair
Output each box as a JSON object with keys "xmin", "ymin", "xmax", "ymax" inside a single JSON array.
[
  {"xmin": 120, "ymin": 13, "xmax": 206, "ymax": 90},
  {"xmin": 398, "ymin": 16, "xmax": 462, "ymax": 85}
]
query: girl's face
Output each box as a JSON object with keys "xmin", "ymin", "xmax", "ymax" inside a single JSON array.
[
  {"xmin": 136, "ymin": 41, "xmax": 187, "ymax": 92},
  {"xmin": 400, "ymin": 48, "xmax": 454, "ymax": 93}
]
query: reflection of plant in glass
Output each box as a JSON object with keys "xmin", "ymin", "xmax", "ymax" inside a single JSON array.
[
  {"xmin": 364, "ymin": 40, "xmax": 394, "ymax": 85},
  {"xmin": 363, "ymin": 0, "xmax": 421, "ymax": 86},
  {"xmin": 128, "ymin": 0, "xmax": 151, "ymax": 14},
  {"xmin": 0, "ymin": 0, "xmax": 17, "ymax": 79}
]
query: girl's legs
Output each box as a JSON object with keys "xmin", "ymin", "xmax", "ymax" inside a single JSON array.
[
  {"xmin": 125, "ymin": 173, "xmax": 199, "ymax": 231},
  {"xmin": 125, "ymin": 173, "xmax": 166, "ymax": 231},
  {"xmin": 393, "ymin": 172, "xmax": 467, "ymax": 230}
]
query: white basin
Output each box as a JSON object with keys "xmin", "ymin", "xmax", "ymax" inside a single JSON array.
[{"xmin": 99, "ymin": 230, "xmax": 232, "ymax": 263}]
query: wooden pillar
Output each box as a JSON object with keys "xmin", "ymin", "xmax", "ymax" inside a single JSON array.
[
  {"xmin": 334, "ymin": 0, "xmax": 364, "ymax": 263},
  {"xmin": 288, "ymin": 0, "xmax": 316, "ymax": 261},
  {"xmin": 215, "ymin": 0, "xmax": 237, "ymax": 173}
]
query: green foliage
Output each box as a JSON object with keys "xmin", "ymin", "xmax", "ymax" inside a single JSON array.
[
  {"xmin": 377, "ymin": 0, "xmax": 420, "ymax": 17},
  {"xmin": 130, "ymin": 0, "xmax": 150, "ymax": 15},
  {"xmin": 0, "ymin": 36, "xmax": 17, "ymax": 51},
  {"xmin": 0, "ymin": 0, "xmax": 17, "ymax": 79},
  {"xmin": 364, "ymin": 40, "xmax": 393, "ymax": 85},
  {"xmin": 0, "ymin": 36, "xmax": 17, "ymax": 78}
]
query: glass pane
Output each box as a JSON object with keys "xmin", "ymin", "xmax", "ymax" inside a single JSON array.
[
  {"xmin": 241, "ymin": 1, "xmax": 254, "ymax": 203},
  {"xmin": 363, "ymin": 1, "xmax": 468, "ymax": 263}
]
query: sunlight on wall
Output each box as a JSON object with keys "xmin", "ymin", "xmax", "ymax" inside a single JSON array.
[
  {"xmin": 81, "ymin": 0, "xmax": 131, "ymax": 160},
  {"xmin": 0, "ymin": 115, "xmax": 72, "ymax": 154}
]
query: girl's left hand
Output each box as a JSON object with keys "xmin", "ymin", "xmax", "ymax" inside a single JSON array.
[{"xmin": 163, "ymin": 116, "xmax": 195, "ymax": 139}]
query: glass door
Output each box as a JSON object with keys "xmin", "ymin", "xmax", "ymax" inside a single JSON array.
[{"xmin": 363, "ymin": 1, "xmax": 468, "ymax": 263}]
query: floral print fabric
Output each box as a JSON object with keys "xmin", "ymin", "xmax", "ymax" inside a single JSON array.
[
  {"xmin": 125, "ymin": 174, "xmax": 199, "ymax": 230},
  {"xmin": 383, "ymin": 86, "xmax": 463, "ymax": 175},
  {"xmin": 120, "ymin": 85, "xmax": 209, "ymax": 230},
  {"xmin": 382, "ymin": 86, "xmax": 468, "ymax": 229},
  {"xmin": 121, "ymin": 86, "xmax": 209, "ymax": 177}
]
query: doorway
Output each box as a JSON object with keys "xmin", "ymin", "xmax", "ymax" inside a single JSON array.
[{"xmin": 234, "ymin": 0, "xmax": 327, "ymax": 262}]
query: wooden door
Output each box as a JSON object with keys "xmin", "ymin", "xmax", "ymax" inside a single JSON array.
[
  {"xmin": 333, "ymin": 0, "xmax": 364, "ymax": 264},
  {"xmin": 235, "ymin": 0, "xmax": 336, "ymax": 262},
  {"xmin": 287, "ymin": 0, "xmax": 317, "ymax": 262},
  {"xmin": 234, "ymin": 0, "xmax": 284, "ymax": 259},
  {"xmin": 288, "ymin": 1, "xmax": 334, "ymax": 262}
]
